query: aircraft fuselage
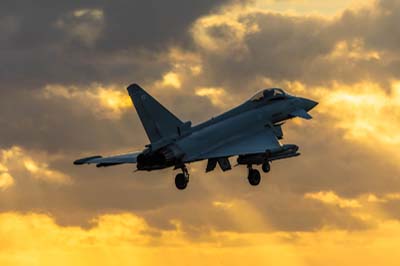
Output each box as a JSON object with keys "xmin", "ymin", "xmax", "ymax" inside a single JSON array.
[{"xmin": 137, "ymin": 95, "xmax": 316, "ymax": 170}]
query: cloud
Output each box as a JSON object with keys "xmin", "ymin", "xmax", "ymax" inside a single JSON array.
[
  {"xmin": 0, "ymin": 146, "xmax": 71, "ymax": 185},
  {"xmin": 0, "ymin": 173, "xmax": 14, "ymax": 191},
  {"xmin": 320, "ymin": 82, "xmax": 400, "ymax": 146},
  {"xmin": 0, "ymin": 0, "xmax": 236, "ymax": 90},
  {"xmin": 191, "ymin": 4, "xmax": 260, "ymax": 54},
  {"xmin": 329, "ymin": 39, "xmax": 381, "ymax": 60},
  {"xmin": 176, "ymin": 0, "xmax": 400, "ymax": 91},
  {"xmin": 212, "ymin": 200, "xmax": 234, "ymax": 209},
  {"xmin": 305, "ymin": 191, "xmax": 362, "ymax": 208},
  {"xmin": 0, "ymin": 0, "xmax": 400, "ymax": 244},
  {"xmin": 42, "ymin": 83, "xmax": 133, "ymax": 119},
  {"xmin": 195, "ymin": 87, "xmax": 236, "ymax": 108},
  {"xmin": 365, "ymin": 193, "xmax": 400, "ymax": 203},
  {"xmin": 284, "ymin": 80, "xmax": 400, "ymax": 165},
  {"xmin": 0, "ymin": 86, "xmax": 149, "ymax": 153},
  {"xmin": 1, "ymin": 211, "xmax": 400, "ymax": 266},
  {"xmin": 55, "ymin": 8, "xmax": 105, "ymax": 47},
  {"xmin": 0, "ymin": 79, "xmax": 398, "ymax": 233},
  {"xmin": 154, "ymin": 72, "xmax": 182, "ymax": 89},
  {"xmin": 254, "ymin": 0, "xmax": 376, "ymax": 16}
]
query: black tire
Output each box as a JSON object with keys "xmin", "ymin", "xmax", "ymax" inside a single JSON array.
[
  {"xmin": 262, "ymin": 162, "xmax": 270, "ymax": 173},
  {"xmin": 175, "ymin": 173, "xmax": 188, "ymax": 190},
  {"xmin": 248, "ymin": 169, "xmax": 261, "ymax": 186}
]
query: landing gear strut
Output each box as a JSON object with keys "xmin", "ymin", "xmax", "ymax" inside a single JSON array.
[
  {"xmin": 175, "ymin": 165, "xmax": 189, "ymax": 190},
  {"xmin": 247, "ymin": 165, "xmax": 261, "ymax": 186}
]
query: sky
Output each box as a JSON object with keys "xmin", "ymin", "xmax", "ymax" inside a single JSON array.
[{"xmin": 1, "ymin": 0, "xmax": 400, "ymax": 265}]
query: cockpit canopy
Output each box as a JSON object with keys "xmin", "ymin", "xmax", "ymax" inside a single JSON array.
[{"xmin": 250, "ymin": 88, "xmax": 287, "ymax": 102}]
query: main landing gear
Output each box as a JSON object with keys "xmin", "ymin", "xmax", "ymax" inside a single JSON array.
[
  {"xmin": 175, "ymin": 165, "xmax": 189, "ymax": 190},
  {"xmin": 247, "ymin": 162, "xmax": 270, "ymax": 186},
  {"xmin": 247, "ymin": 166, "xmax": 261, "ymax": 186},
  {"xmin": 174, "ymin": 161, "xmax": 271, "ymax": 189}
]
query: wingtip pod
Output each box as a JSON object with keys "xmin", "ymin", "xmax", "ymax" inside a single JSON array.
[{"xmin": 73, "ymin": 156, "xmax": 102, "ymax": 165}]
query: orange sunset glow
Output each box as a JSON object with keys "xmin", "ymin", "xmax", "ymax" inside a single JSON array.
[{"xmin": 1, "ymin": 1, "xmax": 400, "ymax": 265}]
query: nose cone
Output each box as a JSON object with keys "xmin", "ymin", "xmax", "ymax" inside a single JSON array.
[{"xmin": 300, "ymin": 98, "xmax": 318, "ymax": 111}]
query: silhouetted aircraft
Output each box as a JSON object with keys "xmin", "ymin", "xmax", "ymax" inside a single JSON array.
[{"xmin": 74, "ymin": 84, "xmax": 318, "ymax": 190}]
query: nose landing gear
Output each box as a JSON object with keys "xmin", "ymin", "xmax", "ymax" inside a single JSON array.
[{"xmin": 175, "ymin": 165, "xmax": 189, "ymax": 190}]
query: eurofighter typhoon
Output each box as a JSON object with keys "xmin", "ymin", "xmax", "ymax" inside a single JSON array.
[{"xmin": 74, "ymin": 84, "xmax": 318, "ymax": 190}]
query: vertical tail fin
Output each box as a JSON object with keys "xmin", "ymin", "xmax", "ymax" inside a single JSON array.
[{"xmin": 127, "ymin": 84, "xmax": 183, "ymax": 143}]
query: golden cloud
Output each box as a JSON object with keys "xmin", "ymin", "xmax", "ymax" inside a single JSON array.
[
  {"xmin": 195, "ymin": 87, "xmax": 236, "ymax": 108},
  {"xmin": 212, "ymin": 200, "xmax": 234, "ymax": 209},
  {"xmin": 155, "ymin": 71, "xmax": 182, "ymax": 89},
  {"xmin": 0, "ymin": 172, "xmax": 14, "ymax": 190},
  {"xmin": 305, "ymin": 191, "xmax": 362, "ymax": 208},
  {"xmin": 254, "ymin": 0, "xmax": 376, "ymax": 16},
  {"xmin": 0, "ymin": 146, "xmax": 71, "ymax": 187},
  {"xmin": 367, "ymin": 193, "xmax": 400, "ymax": 203},
  {"xmin": 323, "ymin": 83, "xmax": 400, "ymax": 146},
  {"xmin": 23, "ymin": 158, "xmax": 70, "ymax": 184},
  {"xmin": 42, "ymin": 84, "xmax": 132, "ymax": 119},
  {"xmin": 329, "ymin": 39, "xmax": 381, "ymax": 60},
  {"xmin": 1, "ymin": 211, "xmax": 400, "ymax": 266},
  {"xmin": 152, "ymin": 48, "xmax": 203, "ymax": 92},
  {"xmin": 191, "ymin": 5, "xmax": 259, "ymax": 54},
  {"xmin": 286, "ymin": 81, "xmax": 400, "ymax": 156},
  {"xmin": 303, "ymin": 190, "xmax": 400, "ymax": 226}
]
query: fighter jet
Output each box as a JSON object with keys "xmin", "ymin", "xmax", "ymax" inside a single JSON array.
[{"xmin": 74, "ymin": 84, "xmax": 318, "ymax": 190}]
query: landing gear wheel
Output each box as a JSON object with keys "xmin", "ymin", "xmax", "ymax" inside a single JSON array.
[
  {"xmin": 175, "ymin": 173, "xmax": 188, "ymax": 190},
  {"xmin": 262, "ymin": 162, "xmax": 270, "ymax": 173},
  {"xmin": 248, "ymin": 169, "xmax": 261, "ymax": 186}
]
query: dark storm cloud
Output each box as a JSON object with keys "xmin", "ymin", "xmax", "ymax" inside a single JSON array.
[
  {"xmin": 0, "ymin": 0, "xmax": 235, "ymax": 151},
  {"xmin": 99, "ymin": 0, "xmax": 237, "ymax": 51},
  {"xmin": 198, "ymin": 13, "xmax": 334, "ymax": 89},
  {"xmin": 0, "ymin": 0, "xmax": 236, "ymax": 89},
  {"xmin": 335, "ymin": 0, "xmax": 400, "ymax": 53},
  {"xmin": 195, "ymin": 0, "xmax": 400, "ymax": 90}
]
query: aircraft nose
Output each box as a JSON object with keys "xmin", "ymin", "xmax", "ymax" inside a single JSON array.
[{"xmin": 300, "ymin": 98, "xmax": 318, "ymax": 111}]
